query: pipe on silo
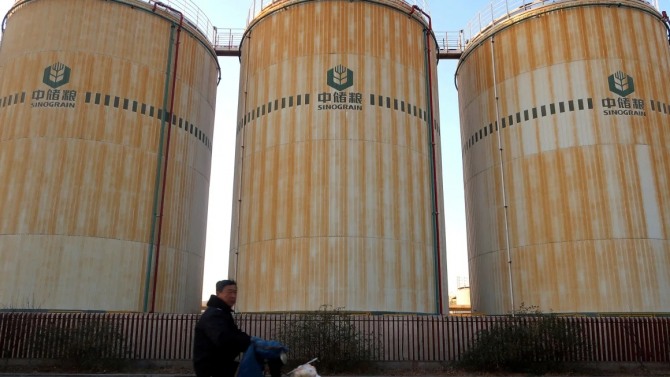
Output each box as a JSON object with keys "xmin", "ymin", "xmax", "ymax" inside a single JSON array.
[
  {"xmin": 144, "ymin": 23, "xmax": 175, "ymax": 313},
  {"xmin": 150, "ymin": 1, "xmax": 184, "ymax": 313},
  {"xmin": 410, "ymin": 5, "xmax": 444, "ymax": 315},
  {"xmin": 490, "ymin": 35, "xmax": 515, "ymax": 315}
]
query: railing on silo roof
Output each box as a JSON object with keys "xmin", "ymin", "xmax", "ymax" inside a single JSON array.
[
  {"xmin": 146, "ymin": 0, "xmax": 217, "ymax": 44},
  {"xmin": 246, "ymin": 0, "xmax": 431, "ymax": 25},
  {"xmin": 1, "ymin": 1, "xmax": 217, "ymax": 44},
  {"xmin": 462, "ymin": 0, "xmax": 659, "ymax": 48}
]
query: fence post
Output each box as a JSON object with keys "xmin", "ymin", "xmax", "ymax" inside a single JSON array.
[{"xmin": 491, "ymin": 2, "xmax": 495, "ymax": 24}]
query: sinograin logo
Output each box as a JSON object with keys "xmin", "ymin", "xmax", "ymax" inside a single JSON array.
[
  {"xmin": 608, "ymin": 71, "xmax": 635, "ymax": 97},
  {"xmin": 327, "ymin": 65, "xmax": 354, "ymax": 91},
  {"xmin": 43, "ymin": 62, "xmax": 71, "ymax": 89}
]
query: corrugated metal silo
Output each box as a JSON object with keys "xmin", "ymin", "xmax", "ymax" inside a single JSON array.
[
  {"xmin": 230, "ymin": 0, "xmax": 448, "ymax": 313},
  {"xmin": 457, "ymin": 0, "xmax": 670, "ymax": 314},
  {"xmin": 0, "ymin": 0, "xmax": 219, "ymax": 312}
]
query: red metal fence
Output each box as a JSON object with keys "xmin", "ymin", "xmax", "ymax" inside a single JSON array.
[{"xmin": 1, "ymin": 312, "xmax": 668, "ymax": 362}]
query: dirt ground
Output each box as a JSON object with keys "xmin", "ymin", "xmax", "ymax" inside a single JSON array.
[{"xmin": 2, "ymin": 361, "xmax": 670, "ymax": 376}]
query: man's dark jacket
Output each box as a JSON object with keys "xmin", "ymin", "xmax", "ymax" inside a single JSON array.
[{"xmin": 193, "ymin": 295, "xmax": 251, "ymax": 377}]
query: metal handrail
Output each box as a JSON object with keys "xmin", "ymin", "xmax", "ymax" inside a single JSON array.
[
  {"xmin": 214, "ymin": 28, "xmax": 245, "ymax": 50},
  {"xmin": 434, "ymin": 31, "xmax": 465, "ymax": 52},
  {"xmin": 246, "ymin": 0, "xmax": 430, "ymax": 25},
  {"xmin": 1, "ymin": 0, "xmax": 217, "ymax": 45},
  {"xmin": 462, "ymin": 0, "xmax": 658, "ymax": 47},
  {"xmin": 211, "ymin": 28, "xmax": 462, "ymax": 55},
  {"xmin": 147, "ymin": 0, "xmax": 216, "ymax": 44}
]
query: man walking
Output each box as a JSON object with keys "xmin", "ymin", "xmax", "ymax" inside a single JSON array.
[{"xmin": 193, "ymin": 280, "xmax": 251, "ymax": 377}]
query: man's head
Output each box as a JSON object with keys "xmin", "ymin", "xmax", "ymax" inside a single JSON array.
[{"xmin": 215, "ymin": 279, "xmax": 238, "ymax": 307}]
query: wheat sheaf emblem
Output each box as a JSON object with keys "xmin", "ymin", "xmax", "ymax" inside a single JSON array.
[
  {"xmin": 608, "ymin": 71, "xmax": 635, "ymax": 97},
  {"xmin": 327, "ymin": 64, "xmax": 354, "ymax": 91},
  {"xmin": 43, "ymin": 62, "xmax": 71, "ymax": 89}
]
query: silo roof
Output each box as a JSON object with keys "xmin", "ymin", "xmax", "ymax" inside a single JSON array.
[
  {"xmin": 246, "ymin": 0, "xmax": 432, "ymax": 25},
  {"xmin": 461, "ymin": 0, "xmax": 660, "ymax": 48}
]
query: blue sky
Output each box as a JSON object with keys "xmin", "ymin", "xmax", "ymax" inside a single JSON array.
[{"xmin": 2, "ymin": 0, "xmax": 668, "ymax": 302}]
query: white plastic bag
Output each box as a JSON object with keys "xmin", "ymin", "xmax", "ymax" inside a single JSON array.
[{"xmin": 292, "ymin": 363, "xmax": 320, "ymax": 377}]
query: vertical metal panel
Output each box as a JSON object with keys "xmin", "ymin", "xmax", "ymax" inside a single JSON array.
[
  {"xmin": 457, "ymin": 0, "xmax": 670, "ymax": 315},
  {"xmin": 230, "ymin": 0, "xmax": 445, "ymax": 313},
  {"xmin": 0, "ymin": 0, "xmax": 218, "ymax": 312}
]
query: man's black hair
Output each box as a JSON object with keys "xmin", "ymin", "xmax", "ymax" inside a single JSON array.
[{"xmin": 216, "ymin": 279, "xmax": 237, "ymax": 292}]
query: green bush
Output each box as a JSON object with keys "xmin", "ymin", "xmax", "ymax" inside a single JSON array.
[
  {"xmin": 458, "ymin": 304, "xmax": 588, "ymax": 374},
  {"xmin": 1, "ymin": 313, "xmax": 130, "ymax": 372},
  {"xmin": 275, "ymin": 305, "xmax": 381, "ymax": 374},
  {"xmin": 36, "ymin": 319, "xmax": 131, "ymax": 372}
]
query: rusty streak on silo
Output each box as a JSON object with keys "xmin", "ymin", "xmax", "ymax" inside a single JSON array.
[
  {"xmin": 229, "ymin": 0, "xmax": 448, "ymax": 314},
  {"xmin": 457, "ymin": 0, "xmax": 670, "ymax": 314},
  {"xmin": 0, "ymin": 0, "xmax": 219, "ymax": 312}
]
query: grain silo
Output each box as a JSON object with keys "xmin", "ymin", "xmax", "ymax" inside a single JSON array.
[
  {"xmin": 457, "ymin": 0, "xmax": 670, "ymax": 314},
  {"xmin": 0, "ymin": 0, "xmax": 219, "ymax": 313},
  {"xmin": 229, "ymin": 0, "xmax": 448, "ymax": 313}
]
